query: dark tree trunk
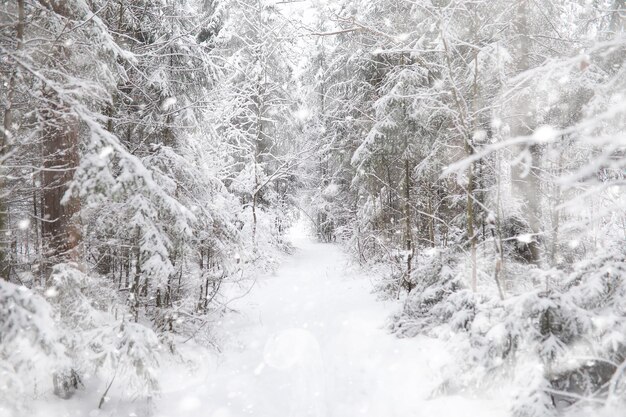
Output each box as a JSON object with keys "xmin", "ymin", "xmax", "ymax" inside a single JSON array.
[
  {"xmin": 404, "ymin": 158, "xmax": 414, "ymax": 293},
  {"xmin": 0, "ymin": 0, "xmax": 25, "ymax": 281},
  {"xmin": 40, "ymin": 95, "xmax": 81, "ymax": 279}
]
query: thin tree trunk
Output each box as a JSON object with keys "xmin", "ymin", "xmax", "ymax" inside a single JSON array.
[
  {"xmin": 467, "ymin": 46, "xmax": 479, "ymax": 292},
  {"xmin": 252, "ymin": 106, "xmax": 261, "ymax": 251},
  {"xmin": 133, "ymin": 227, "xmax": 141, "ymax": 322},
  {"xmin": 404, "ymin": 158, "xmax": 413, "ymax": 292},
  {"xmin": 252, "ymin": 191, "xmax": 258, "ymax": 249},
  {"xmin": 549, "ymin": 147, "xmax": 564, "ymax": 266},
  {"xmin": 511, "ymin": 0, "xmax": 542, "ymax": 265},
  {"xmin": 442, "ymin": 30, "xmax": 479, "ymax": 291},
  {"xmin": 427, "ymin": 194, "xmax": 435, "ymax": 247},
  {"xmin": 467, "ymin": 159, "xmax": 477, "ymax": 292}
]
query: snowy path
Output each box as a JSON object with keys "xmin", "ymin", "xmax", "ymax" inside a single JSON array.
[{"xmin": 159, "ymin": 224, "xmax": 507, "ymax": 417}]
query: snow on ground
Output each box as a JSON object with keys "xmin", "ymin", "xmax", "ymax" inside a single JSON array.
[
  {"xmin": 157, "ymin": 222, "xmax": 509, "ymax": 417},
  {"xmin": 17, "ymin": 222, "xmax": 508, "ymax": 417}
]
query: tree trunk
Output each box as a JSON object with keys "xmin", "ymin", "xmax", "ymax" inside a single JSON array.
[
  {"xmin": 252, "ymin": 94, "xmax": 262, "ymax": 252},
  {"xmin": 404, "ymin": 158, "xmax": 413, "ymax": 292},
  {"xmin": 0, "ymin": 0, "xmax": 25, "ymax": 281},
  {"xmin": 427, "ymin": 194, "xmax": 435, "ymax": 247},
  {"xmin": 132, "ymin": 227, "xmax": 141, "ymax": 322},
  {"xmin": 550, "ymin": 147, "xmax": 564, "ymax": 266},
  {"xmin": 40, "ymin": 95, "xmax": 81, "ymax": 280},
  {"xmin": 467, "ymin": 157, "xmax": 477, "ymax": 292},
  {"xmin": 511, "ymin": 0, "xmax": 542, "ymax": 265},
  {"xmin": 252, "ymin": 191, "xmax": 258, "ymax": 249}
]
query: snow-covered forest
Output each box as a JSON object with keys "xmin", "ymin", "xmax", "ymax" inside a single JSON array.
[{"xmin": 0, "ymin": 0, "xmax": 624, "ymax": 416}]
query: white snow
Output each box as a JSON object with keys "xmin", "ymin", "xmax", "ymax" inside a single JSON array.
[
  {"xmin": 161, "ymin": 97, "xmax": 177, "ymax": 111},
  {"xmin": 532, "ymin": 125, "xmax": 558, "ymax": 144},
  {"xmin": 155, "ymin": 222, "xmax": 507, "ymax": 417},
  {"xmin": 516, "ymin": 233, "xmax": 534, "ymax": 244}
]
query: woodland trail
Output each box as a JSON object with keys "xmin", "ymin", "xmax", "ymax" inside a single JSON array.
[{"xmin": 159, "ymin": 222, "xmax": 507, "ymax": 417}]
